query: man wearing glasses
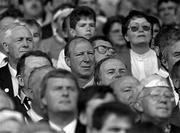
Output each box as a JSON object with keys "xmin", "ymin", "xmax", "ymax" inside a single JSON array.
[
  {"xmin": 120, "ymin": 10, "xmax": 161, "ymax": 81},
  {"xmin": 135, "ymin": 74, "xmax": 180, "ymax": 133},
  {"xmin": 90, "ymin": 36, "xmax": 116, "ymax": 63}
]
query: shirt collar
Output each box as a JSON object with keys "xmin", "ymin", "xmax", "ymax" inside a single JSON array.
[
  {"xmin": 8, "ymin": 64, "xmax": 17, "ymax": 78},
  {"xmin": 20, "ymin": 90, "xmax": 27, "ymax": 104},
  {"xmin": 49, "ymin": 119, "xmax": 77, "ymax": 133}
]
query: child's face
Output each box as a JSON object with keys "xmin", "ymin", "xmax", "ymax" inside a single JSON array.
[{"xmin": 73, "ymin": 17, "xmax": 96, "ymax": 39}]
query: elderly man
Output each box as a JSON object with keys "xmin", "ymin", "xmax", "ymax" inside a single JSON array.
[
  {"xmin": 27, "ymin": 65, "xmax": 54, "ymax": 122},
  {"xmin": 65, "ymin": 37, "xmax": 95, "ymax": 88},
  {"xmin": 94, "ymin": 56, "xmax": 128, "ymax": 85},
  {"xmin": 0, "ymin": 23, "xmax": 34, "ymax": 99},
  {"xmin": 135, "ymin": 74, "xmax": 180, "ymax": 132},
  {"xmin": 40, "ymin": 69, "xmax": 80, "ymax": 133},
  {"xmin": 110, "ymin": 76, "xmax": 141, "ymax": 108}
]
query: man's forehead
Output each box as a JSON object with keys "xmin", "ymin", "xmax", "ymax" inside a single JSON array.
[
  {"xmin": 70, "ymin": 39, "xmax": 92, "ymax": 51},
  {"xmin": 146, "ymin": 86, "xmax": 171, "ymax": 94},
  {"xmin": 25, "ymin": 56, "xmax": 50, "ymax": 67}
]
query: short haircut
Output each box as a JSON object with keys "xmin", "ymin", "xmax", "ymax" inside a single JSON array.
[
  {"xmin": 159, "ymin": 28, "xmax": 180, "ymax": 62},
  {"xmin": 129, "ymin": 122, "xmax": 163, "ymax": 133},
  {"xmin": 16, "ymin": 50, "xmax": 53, "ymax": 76},
  {"xmin": 0, "ymin": 7, "xmax": 23, "ymax": 21},
  {"xmin": 78, "ymin": 85, "xmax": 113, "ymax": 114},
  {"xmin": 19, "ymin": 0, "xmax": 44, "ymax": 5},
  {"xmin": 90, "ymin": 35, "xmax": 113, "ymax": 47},
  {"xmin": 94, "ymin": 56, "xmax": 126, "ymax": 85},
  {"xmin": 122, "ymin": 10, "xmax": 152, "ymax": 38},
  {"xmin": 92, "ymin": 101, "xmax": 135, "ymax": 130},
  {"xmin": 103, "ymin": 15, "xmax": 125, "ymax": 36},
  {"xmin": 69, "ymin": 6, "xmax": 96, "ymax": 29},
  {"xmin": 40, "ymin": 68, "xmax": 79, "ymax": 99},
  {"xmin": 64, "ymin": 36, "xmax": 91, "ymax": 57},
  {"xmin": 74, "ymin": 0, "xmax": 97, "ymax": 6},
  {"xmin": 0, "ymin": 22, "xmax": 26, "ymax": 44}
]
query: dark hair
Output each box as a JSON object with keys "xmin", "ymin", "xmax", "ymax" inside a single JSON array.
[
  {"xmin": 74, "ymin": 0, "xmax": 97, "ymax": 6},
  {"xmin": 19, "ymin": 0, "xmax": 44, "ymax": 5},
  {"xmin": 78, "ymin": 85, "xmax": 113, "ymax": 114},
  {"xmin": 40, "ymin": 68, "xmax": 79, "ymax": 99},
  {"xmin": 94, "ymin": 56, "xmax": 126, "ymax": 85},
  {"xmin": 16, "ymin": 50, "xmax": 53, "ymax": 76},
  {"xmin": 69, "ymin": 6, "xmax": 96, "ymax": 29},
  {"xmin": 129, "ymin": 122, "xmax": 163, "ymax": 133},
  {"xmin": 0, "ymin": 7, "xmax": 23, "ymax": 21},
  {"xmin": 64, "ymin": 36, "xmax": 91, "ymax": 57},
  {"xmin": 92, "ymin": 101, "xmax": 136, "ymax": 130},
  {"xmin": 149, "ymin": 15, "xmax": 161, "ymax": 29},
  {"xmin": 90, "ymin": 35, "xmax": 113, "ymax": 47},
  {"xmin": 103, "ymin": 15, "xmax": 125, "ymax": 36}
]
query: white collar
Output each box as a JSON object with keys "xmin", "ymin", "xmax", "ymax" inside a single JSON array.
[
  {"xmin": 49, "ymin": 119, "xmax": 77, "ymax": 133},
  {"xmin": 130, "ymin": 49, "xmax": 155, "ymax": 60},
  {"xmin": 27, "ymin": 108, "xmax": 43, "ymax": 122},
  {"xmin": 8, "ymin": 64, "xmax": 17, "ymax": 78}
]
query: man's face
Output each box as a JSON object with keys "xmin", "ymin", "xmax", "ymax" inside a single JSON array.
[
  {"xmin": 158, "ymin": 1, "xmax": 177, "ymax": 25},
  {"xmin": 82, "ymin": 93, "xmax": 115, "ymax": 127},
  {"xmin": 141, "ymin": 87, "xmax": 174, "ymax": 120},
  {"xmin": 112, "ymin": 76, "xmax": 140, "ymax": 105},
  {"xmin": 94, "ymin": 40, "xmax": 115, "ymax": 63},
  {"xmin": 125, "ymin": 18, "xmax": 151, "ymax": 47},
  {"xmin": 6, "ymin": 26, "xmax": 33, "ymax": 61},
  {"xmin": 42, "ymin": 77, "xmax": 78, "ymax": 113},
  {"xmin": 28, "ymin": 67, "xmax": 53, "ymax": 105},
  {"xmin": 78, "ymin": 0, "xmax": 97, "ymax": 12},
  {"xmin": 95, "ymin": 114, "xmax": 132, "ymax": 133},
  {"xmin": 22, "ymin": 56, "xmax": 51, "ymax": 99},
  {"xmin": 167, "ymin": 40, "xmax": 180, "ymax": 71},
  {"xmin": 26, "ymin": 25, "xmax": 41, "ymax": 49},
  {"xmin": 109, "ymin": 22, "xmax": 126, "ymax": 46},
  {"xmin": 68, "ymin": 40, "xmax": 95, "ymax": 78},
  {"xmin": 99, "ymin": 59, "xmax": 128, "ymax": 85},
  {"xmin": 73, "ymin": 17, "xmax": 96, "ymax": 39},
  {"xmin": 23, "ymin": 0, "xmax": 43, "ymax": 18}
]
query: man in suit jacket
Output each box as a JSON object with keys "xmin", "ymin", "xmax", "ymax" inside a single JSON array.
[
  {"xmin": 40, "ymin": 69, "xmax": 80, "ymax": 133},
  {"xmin": 0, "ymin": 22, "xmax": 34, "ymax": 99}
]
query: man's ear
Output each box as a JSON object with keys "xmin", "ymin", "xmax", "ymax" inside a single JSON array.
[
  {"xmin": 172, "ymin": 78, "xmax": 180, "ymax": 89},
  {"xmin": 65, "ymin": 56, "xmax": 71, "ymax": 67},
  {"xmin": 134, "ymin": 101, "xmax": 143, "ymax": 112},
  {"xmin": 124, "ymin": 34, "xmax": 129, "ymax": 42},
  {"xmin": 2, "ymin": 42, "xmax": 9, "ymax": 53},
  {"xmin": 70, "ymin": 28, "xmax": 76, "ymax": 38},
  {"xmin": 17, "ymin": 75, "xmax": 24, "ymax": 87},
  {"xmin": 41, "ymin": 97, "xmax": 47, "ymax": 107},
  {"xmin": 79, "ymin": 112, "xmax": 87, "ymax": 125}
]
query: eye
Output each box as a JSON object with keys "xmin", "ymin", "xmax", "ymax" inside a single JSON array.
[
  {"xmin": 130, "ymin": 26, "xmax": 139, "ymax": 32},
  {"xmin": 142, "ymin": 25, "xmax": 151, "ymax": 31}
]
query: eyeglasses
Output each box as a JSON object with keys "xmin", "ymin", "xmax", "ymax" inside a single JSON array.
[
  {"xmin": 142, "ymin": 91, "xmax": 175, "ymax": 102},
  {"xmin": 94, "ymin": 45, "xmax": 116, "ymax": 55},
  {"xmin": 128, "ymin": 23, "xmax": 151, "ymax": 32}
]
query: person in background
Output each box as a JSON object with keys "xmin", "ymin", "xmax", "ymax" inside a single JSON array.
[
  {"xmin": 20, "ymin": 18, "xmax": 42, "ymax": 49},
  {"xmin": 90, "ymin": 36, "xmax": 116, "ymax": 63},
  {"xmin": 65, "ymin": 37, "xmax": 95, "ymax": 88},
  {"xmin": 0, "ymin": 23, "xmax": 34, "ymax": 99},
  {"xmin": 94, "ymin": 56, "xmax": 128, "ymax": 86},
  {"xmin": 78, "ymin": 85, "xmax": 115, "ymax": 133},
  {"xmin": 91, "ymin": 101, "xmax": 136, "ymax": 133}
]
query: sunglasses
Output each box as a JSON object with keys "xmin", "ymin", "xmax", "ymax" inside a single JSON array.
[
  {"xmin": 94, "ymin": 45, "xmax": 116, "ymax": 55},
  {"xmin": 128, "ymin": 23, "xmax": 151, "ymax": 32}
]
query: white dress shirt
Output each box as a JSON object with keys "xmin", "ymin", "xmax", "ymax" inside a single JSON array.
[
  {"xmin": 8, "ymin": 64, "xmax": 18, "ymax": 96},
  {"xmin": 49, "ymin": 119, "xmax": 77, "ymax": 133}
]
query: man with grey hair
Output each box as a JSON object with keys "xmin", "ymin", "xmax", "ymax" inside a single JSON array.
[
  {"xmin": 134, "ymin": 74, "xmax": 180, "ymax": 132},
  {"xmin": 0, "ymin": 22, "xmax": 34, "ymax": 99}
]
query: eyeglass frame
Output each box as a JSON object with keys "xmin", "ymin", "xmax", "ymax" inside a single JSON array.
[
  {"xmin": 94, "ymin": 45, "xmax": 116, "ymax": 55},
  {"xmin": 128, "ymin": 22, "xmax": 151, "ymax": 32}
]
